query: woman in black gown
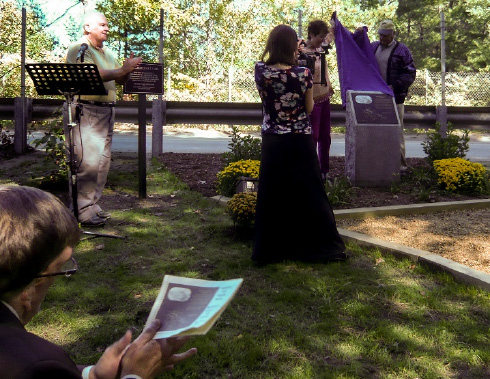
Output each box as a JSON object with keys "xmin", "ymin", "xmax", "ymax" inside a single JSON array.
[{"xmin": 252, "ymin": 24, "xmax": 347, "ymax": 265}]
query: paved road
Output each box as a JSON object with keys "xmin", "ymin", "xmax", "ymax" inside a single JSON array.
[
  {"xmin": 109, "ymin": 131, "xmax": 490, "ymax": 162},
  {"xmin": 29, "ymin": 130, "xmax": 490, "ymax": 162}
]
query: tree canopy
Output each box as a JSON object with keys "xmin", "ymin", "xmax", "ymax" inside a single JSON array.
[
  {"xmin": 396, "ymin": 0, "xmax": 490, "ymax": 72},
  {"xmin": 1, "ymin": 0, "xmax": 489, "ymax": 100},
  {"xmin": 0, "ymin": 0, "xmax": 55, "ymax": 97}
]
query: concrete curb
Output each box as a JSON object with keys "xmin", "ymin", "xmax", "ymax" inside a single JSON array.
[
  {"xmin": 334, "ymin": 199, "xmax": 490, "ymax": 291},
  {"xmin": 339, "ymin": 228, "xmax": 490, "ymax": 291},
  {"xmin": 210, "ymin": 195, "xmax": 490, "ymax": 291},
  {"xmin": 210, "ymin": 195, "xmax": 231, "ymax": 206},
  {"xmin": 211, "ymin": 196, "xmax": 490, "ymax": 218},
  {"xmin": 334, "ymin": 199, "xmax": 490, "ymax": 219}
]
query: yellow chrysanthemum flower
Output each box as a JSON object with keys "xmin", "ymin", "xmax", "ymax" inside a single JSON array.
[
  {"xmin": 227, "ymin": 192, "xmax": 258, "ymax": 227},
  {"xmin": 433, "ymin": 158, "xmax": 487, "ymax": 193},
  {"xmin": 217, "ymin": 159, "xmax": 260, "ymax": 197}
]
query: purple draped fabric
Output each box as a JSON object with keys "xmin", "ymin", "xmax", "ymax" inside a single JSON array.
[{"xmin": 333, "ymin": 13, "xmax": 394, "ymax": 107}]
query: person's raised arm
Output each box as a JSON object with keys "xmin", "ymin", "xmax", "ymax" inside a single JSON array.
[
  {"xmin": 325, "ymin": 26, "xmax": 335, "ymax": 45},
  {"xmin": 98, "ymin": 52, "xmax": 142, "ymax": 85}
]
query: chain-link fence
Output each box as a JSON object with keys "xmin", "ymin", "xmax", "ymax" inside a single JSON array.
[
  {"xmin": 164, "ymin": 66, "xmax": 490, "ymax": 107},
  {"xmin": 407, "ymin": 70, "xmax": 490, "ymax": 107}
]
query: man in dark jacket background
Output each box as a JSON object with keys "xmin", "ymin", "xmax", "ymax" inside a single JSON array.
[{"xmin": 372, "ymin": 20, "xmax": 416, "ymax": 169}]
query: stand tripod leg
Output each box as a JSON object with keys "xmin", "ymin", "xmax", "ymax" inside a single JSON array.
[
  {"xmin": 67, "ymin": 126, "xmax": 79, "ymax": 220},
  {"xmin": 82, "ymin": 231, "xmax": 126, "ymax": 240},
  {"xmin": 65, "ymin": 101, "xmax": 79, "ymax": 220}
]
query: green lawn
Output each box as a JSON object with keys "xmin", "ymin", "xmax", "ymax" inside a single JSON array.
[{"xmin": 2, "ymin": 152, "xmax": 490, "ymax": 378}]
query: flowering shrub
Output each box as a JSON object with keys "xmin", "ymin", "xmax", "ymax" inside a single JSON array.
[
  {"xmin": 227, "ymin": 192, "xmax": 257, "ymax": 227},
  {"xmin": 422, "ymin": 122, "xmax": 469, "ymax": 163},
  {"xmin": 222, "ymin": 126, "xmax": 261, "ymax": 165},
  {"xmin": 216, "ymin": 159, "xmax": 260, "ymax": 197},
  {"xmin": 433, "ymin": 158, "xmax": 487, "ymax": 193}
]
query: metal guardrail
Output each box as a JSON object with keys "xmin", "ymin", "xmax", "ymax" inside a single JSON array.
[
  {"xmin": 2, "ymin": 97, "xmax": 489, "ymax": 155},
  {"xmin": 2, "ymin": 98, "xmax": 490, "ymax": 130},
  {"xmin": 102, "ymin": 101, "xmax": 490, "ymax": 130}
]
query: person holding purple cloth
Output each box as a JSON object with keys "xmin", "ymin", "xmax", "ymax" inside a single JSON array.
[{"xmin": 301, "ymin": 20, "xmax": 335, "ymax": 181}]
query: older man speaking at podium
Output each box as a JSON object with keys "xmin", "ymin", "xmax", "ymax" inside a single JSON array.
[{"xmin": 65, "ymin": 11, "xmax": 142, "ymax": 227}]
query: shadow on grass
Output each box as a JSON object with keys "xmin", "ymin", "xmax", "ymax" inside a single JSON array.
[{"xmin": 4, "ymin": 151, "xmax": 489, "ymax": 378}]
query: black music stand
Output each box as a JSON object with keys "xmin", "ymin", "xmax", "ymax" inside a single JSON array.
[{"xmin": 26, "ymin": 63, "xmax": 125, "ymax": 239}]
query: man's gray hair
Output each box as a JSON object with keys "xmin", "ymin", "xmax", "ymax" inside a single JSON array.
[{"xmin": 82, "ymin": 11, "xmax": 106, "ymax": 35}]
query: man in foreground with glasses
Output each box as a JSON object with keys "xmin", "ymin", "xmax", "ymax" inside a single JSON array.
[{"xmin": 0, "ymin": 185, "xmax": 197, "ymax": 378}]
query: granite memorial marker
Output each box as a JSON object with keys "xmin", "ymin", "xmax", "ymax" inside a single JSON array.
[{"xmin": 345, "ymin": 90, "xmax": 401, "ymax": 187}]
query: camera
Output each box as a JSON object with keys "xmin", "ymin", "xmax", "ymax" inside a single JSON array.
[
  {"xmin": 321, "ymin": 42, "xmax": 333, "ymax": 55},
  {"xmin": 297, "ymin": 52, "xmax": 317, "ymax": 74},
  {"xmin": 297, "ymin": 40, "xmax": 331, "ymax": 84}
]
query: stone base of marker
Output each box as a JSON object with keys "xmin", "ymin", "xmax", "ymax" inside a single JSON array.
[
  {"xmin": 345, "ymin": 90, "xmax": 401, "ymax": 187},
  {"xmin": 236, "ymin": 176, "xmax": 258, "ymax": 194}
]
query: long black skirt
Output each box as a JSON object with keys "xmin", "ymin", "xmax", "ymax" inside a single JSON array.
[{"xmin": 252, "ymin": 133, "xmax": 346, "ymax": 264}]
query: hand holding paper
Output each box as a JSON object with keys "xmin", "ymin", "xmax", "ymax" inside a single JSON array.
[{"xmin": 146, "ymin": 275, "xmax": 243, "ymax": 339}]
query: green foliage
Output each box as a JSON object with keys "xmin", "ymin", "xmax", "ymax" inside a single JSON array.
[
  {"xmin": 227, "ymin": 192, "xmax": 257, "ymax": 227},
  {"xmin": 483, "ymin": 173, "xmax": 490, "ymax": 195},
  {"xmin": 96, "ymin": 0, "xmax": 160, "ymax": 62},
  {"xmin": 406, "ymin": 164, "xmax": 440, "ymax": 201},
  {"xmin": 331, "ymin": 126, "xmax": 346, "ymax": 133},
  {"xmin": 216, "ymin": 159, "xmax": 260, "ymax": 197},
  {"xmin": 3, "ymin": 0, "xmax": 490, "ymax": 104},
  {"xmin": 0, "ymin": 123, "xmax": 15, "ymax": 160},
  {"xmin": 422, "ymin": 123, "xmax": 470, "ymax": 163},
  {"xmin": 0, "ymin": 0, "xmax": 57, "ymax": 98},
  {"xmin": 433, "ymin": 158, "xmax": 488, "ymax": 194},
  {"xmin": 0, "ymin": 123, "xmax": 14, "ymax": 146},
  {"xmin": 325, "ymin": 176, "xmax": 352, "ymax": 206},
  {"xmin": 31, "ymin": 121, "xmax": 68, "ymax": 187},
  {"xmin": 222, "ymin": 126, "xmax": 261, "ymax": 165},
  {"xmin": 396, "ymin": 0, "xmax": 490, "ymax": 72}
]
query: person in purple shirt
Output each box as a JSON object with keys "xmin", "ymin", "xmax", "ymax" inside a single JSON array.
[
  {"xmin": 371, "ymin": 20, "xmax": 416, "ymax": 169},
  {"xmin": 252, "ymin": 25, "xmax": 347, "ymax": 265},
  {"xmin": 301, "ymin": 20, "xmax": 336, "ymax": 181}
]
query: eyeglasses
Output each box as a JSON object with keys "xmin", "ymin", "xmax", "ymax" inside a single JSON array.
[{"xmin": 36, "ymin": 257, "xmax": 79, "ymax": 278}]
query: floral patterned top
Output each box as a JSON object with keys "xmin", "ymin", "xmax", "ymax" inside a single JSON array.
[{"xmin": 255, "ymin": 62, "xmax": 313, "ymax": 135}]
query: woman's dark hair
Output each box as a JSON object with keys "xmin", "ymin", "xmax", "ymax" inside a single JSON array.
[
  {"xmin": 261, "ymin": 24, "xmax": 298, "ymax": 66},
  {"xmin": 307, "ymin": 20, "xmax": 329, "ymax": 39}
]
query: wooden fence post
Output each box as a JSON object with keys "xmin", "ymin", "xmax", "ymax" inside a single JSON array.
[{"xmin": 151, "ymin": 99, "xmax": 166, "ymax": 157}]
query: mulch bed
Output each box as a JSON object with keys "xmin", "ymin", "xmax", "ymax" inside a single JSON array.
[{"xmin": 158, "ymin": 153, "xmax": 485, "ymax": 209}]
